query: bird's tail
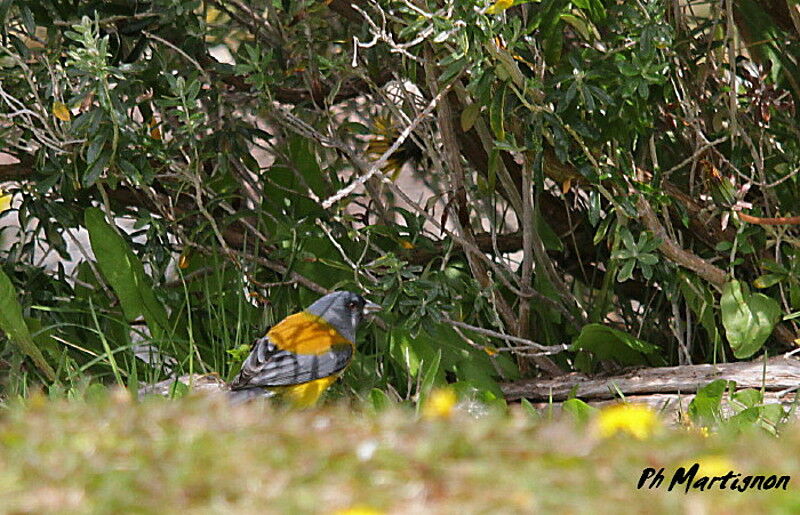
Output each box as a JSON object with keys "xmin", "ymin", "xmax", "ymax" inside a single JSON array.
[{"xmin": 227, "ymin": 387, "xmax": 277, "ymax": 405}]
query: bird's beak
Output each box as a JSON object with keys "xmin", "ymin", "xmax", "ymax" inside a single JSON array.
[{"xmin": 362, "ymin": 300, "xmax": 382, "ymax": 316}]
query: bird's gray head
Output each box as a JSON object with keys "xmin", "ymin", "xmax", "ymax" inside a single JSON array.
[{"xmin": 305, "ymin": 291, "xmax": 381, "ymax": 343}]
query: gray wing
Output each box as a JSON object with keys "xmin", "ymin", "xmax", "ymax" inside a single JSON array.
[{"xmin": 230, "ymin": 334, "xmax": 353, "ymax": 389}]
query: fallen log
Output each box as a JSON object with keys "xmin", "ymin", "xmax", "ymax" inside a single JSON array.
[
  {"xmin": 139, "ymin": 373, "xmax": 228, "ymax": 399},
  {"xmin": 502, "ymin": 356, "xmax": 800, "ymax": 421},
  {"xmin": 502, "ymin": 356, "xmax": 800, "ymax": 401}
]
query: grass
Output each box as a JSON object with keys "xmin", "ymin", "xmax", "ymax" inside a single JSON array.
[{"xmin": 1, "ymin": 391, "xmax": 799, "ymax": 513}]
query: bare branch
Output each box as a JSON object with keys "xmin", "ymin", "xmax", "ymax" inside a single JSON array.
[{"xmin": 442, "ymin": 318, "xmax": 569, "ymax": 355}]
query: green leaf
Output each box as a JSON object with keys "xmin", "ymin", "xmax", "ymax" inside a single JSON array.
[
  {"xmin": 84, "ymin": 208, "xmax": 169, "ymax": 337},
  {"xmin": 678, "ymin": 273, "xmax": 720, "ymax": 349},
  {"xmin": 753, "ymin": 274, "xmax": 783, "ymax": 289},
  {"xmin": 587, "ymin": 0, "xmax": 606, "ymax": 20},
  {"xmin": 732, "ymin": 388, "xmax": 762, "ymax": 408},
  {"xmin": 727, "ymin": 406, "xmax": 759, "ymax": 431},
  {"xmin": 587, "ymin": 190, "xmax": 600, "ymax": 226},
  {"xmin": 86, "ymin": 130, "xmax": 108, "ymax": 166},
  {"xmin": 617, "ymin": 259, "xmax": 635, "ymax": 282},
  {"xmin": 0, "ymin": 268, "xmax": 56, "ymax": 380},
  {"xmin": 570, "ymin": 323, "xmax": 658, "ymax": 366},
  {"xmin": 688, "ymin": 379, "xmax": 731, "ymax": 426},
  {"xmin": 169, "ymin": 380, "xmax": 189, "ymax": 399},
  {"xmin": 593, "ymin": 215, "xmax": 613, "ymax": 245},
  {"xmin": 758, "ymin": 404, "xmax": 785, "ymax": 427},
  {"xmin": 369, "ymin": 388, "xmax": 394, "ymax": 412},
  {"xmin": 490, "ymin": 83, "xmax": 507, "ymax": 141},
  {"xmin": 389, "ymin": 328, "xmax": 422, "ymax": 377},
  {"xmin": 536, "ymin": 213, "xmax": 564, "ymax": 252},
  {"xmin": 486, "ymin": 41, "xmax": 525, "ymax": 88},
  {"xmin": 520, "ymin": 398, "xmax": 540, "ymax": 418},
  {"xmin": 20, "ymin": 5, "xmax": 35, "ymax": 34},
  {"xmin": 456, "ymin": 358, "xmax": 503, "ymax": 397},
  {"xmin": 761, "ymin": 260, "xmax": 789, "ymax": 275},
  {"xmin": 637, "ymin": 253, "xmax": 658, "ymax": 266},
  {"xmin": 562, "ymin": 398, "xmax": 598, "ymax": 424},
  {"xmin": 439, "ymin": 56, "xmax": 467, "ymax": 83},
  {"xmin": 85, "ymin": 383, "xmax": 110, "ymax": 401},
  {"xmin": 720, "ymin": 280, "xmax": 782, "ymax": 358},
  {"xmin": 83, "ymin": 151, "xmax": 109, "ymax": 187},
  {"xmin": 415, "ymin": 348, "xmax": 443, "ymax": 416},
  {"xmin": 419, "ymin": 348, "xmax": 442, "ymax": 398},
  {"xmin": 460, "ymin": 101, "xmax": 482, "ymax": 133},
  {"xmin": 560, "ymin": 14, "xmax": 595, "ymax": 42},
  {"xmin": 473, "ymin": 69, "xmax": 495, "ymax": 105},
  {"xmin": 539, "ymin": 0, "xmax": 569, "ymax": 64},
  {"xmin": 620, "ymin": 226, "xmax": 635, "ymax": 251},
  {"xmin": 288, "ymin": 137, "xmax": 325, "ymax": 196}
]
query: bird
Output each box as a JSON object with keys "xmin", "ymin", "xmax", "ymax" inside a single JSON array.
[
  {"xmin": 228, "ymin": 291, "xmax": 382, "ymax": 407},
  {"xmin": 366, "ymin": 114, "xmax": 423, "ymax": 180}
]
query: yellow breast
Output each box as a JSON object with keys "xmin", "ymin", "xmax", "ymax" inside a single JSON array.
[{"xmin": 268, "ymin": 311, "xmax": 352, "ymax": 355}]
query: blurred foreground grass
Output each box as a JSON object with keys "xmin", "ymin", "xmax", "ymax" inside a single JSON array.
[{"xmin": 0, "ymin": 392, "xmax": 798, "ymax": 514}]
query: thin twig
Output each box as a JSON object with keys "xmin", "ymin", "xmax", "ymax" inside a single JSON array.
[
  {"xmin": 143, "ymin": 31, "xmax": 209, "ymax": 81},
  {"xmin": 320, "ymin": 75, "xmax": 457, "ymax": 209},
  {"xmin": 442, "ymin": 317, "xmax": 569, "ymax": 354}
]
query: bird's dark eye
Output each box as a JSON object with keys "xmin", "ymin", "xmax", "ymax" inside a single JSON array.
[{"xmin": 347, "ymin": 301, "xmax": 358, "ymax": 310}]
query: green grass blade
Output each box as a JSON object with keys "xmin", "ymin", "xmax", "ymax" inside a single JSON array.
[{"xmin": 0, "ymin": 268, "xmax": 56, "ymax": 381}]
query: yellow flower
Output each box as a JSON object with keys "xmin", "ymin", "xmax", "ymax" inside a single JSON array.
[
  {"xmin": 681, "ymin": 455, "xmax": 735, "ymax": 477},
  {"xmin": 681, "ymin": 418, "xmax": 712, "ymax": 438},
  {"xmin": 686, "ymin": 424, "xmax": 710, "ymax": 438},
  {"xmin": 595, "ymin": 404, "xmax": 659, "ymax": 440},
  {"xmin": 423, "ymin": 387, "xmax": 458, "ymax": 420},
  {"xmin": 332, "ymin": 507, "xmax": 384, "ymax": 515}
]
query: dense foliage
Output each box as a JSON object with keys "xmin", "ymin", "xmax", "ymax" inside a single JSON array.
[{"xmin": 1, "ymin": 0, "xmax": 799, "ymax": 401}]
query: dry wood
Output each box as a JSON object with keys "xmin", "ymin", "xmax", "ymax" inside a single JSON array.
[
  {"xmin": 139, "ymin": 373, "xmax": 228, "ymax": 399},
  {"xmin": 502, "ymin": 356, "xmax": 800, "ymax": 401},
  {"xmin": 504, "ymin": 356, "xmax": 800, "ymax": 422}
]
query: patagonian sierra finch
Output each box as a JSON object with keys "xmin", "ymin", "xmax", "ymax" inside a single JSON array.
[{"xmin": 229, "ymin": 291, "xmax": 381, "ymax": 407}]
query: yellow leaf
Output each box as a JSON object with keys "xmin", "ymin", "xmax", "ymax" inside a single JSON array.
[
  {"xmin": 0, "ymin": 189, "xmax": 11, "ymax": 213},
  {"xmin": 206, "ymin": 6, "xmax": 221, "ymax": 23},
  {"xmin": 399, "ymin": 239, "xmax": 415, "ymax": 250},
  {"xmin": 486, "ymin": 0, "xmax": 514, "ymax": 15},
  {"xmin": 52, "ymin": 101, "xmax": 71, "ymax": 121},
  {"xmin": 561, "ymin": 178, "xmax": 572, "ymax": 194}
]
